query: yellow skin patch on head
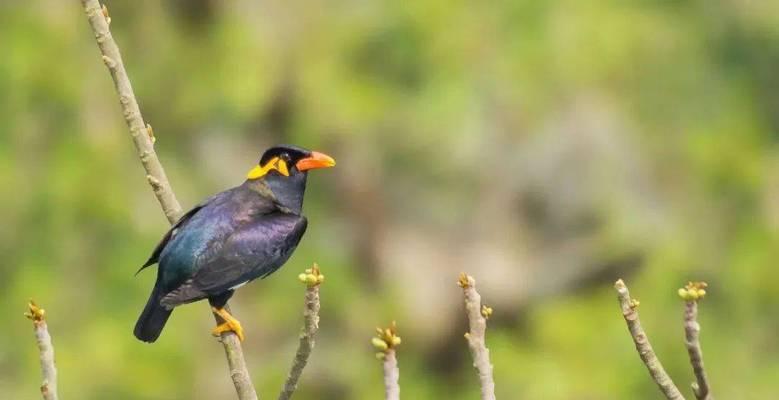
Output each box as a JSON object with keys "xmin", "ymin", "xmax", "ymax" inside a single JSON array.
[
  {"xmin": 276, "ymin": 158, "xmax": 289, "ymax": 176},
  {"xmin": 247, "ymin": 157, "xmax": 290, "ymax": 179}
]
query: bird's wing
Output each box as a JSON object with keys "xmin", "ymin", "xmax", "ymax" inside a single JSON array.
[
  {"xmin": 136, "ymin": 191, "xmax": 228, "ymax": 275},
  {"xmin": 160, "ymin": 212, "xmax": 307, "ymax": 306}
]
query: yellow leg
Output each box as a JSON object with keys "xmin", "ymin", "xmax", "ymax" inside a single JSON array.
[{"xmin": 211, "ymin": 307, "xmax": 245, "ymax": 341}]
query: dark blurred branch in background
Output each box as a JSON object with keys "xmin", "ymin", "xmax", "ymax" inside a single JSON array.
[
  {"xmin": 615, "ymin": 279, "xmax": 686, "ymax": 400},
  {"xmin": 679, "ymin": 282, "xmax": 714, "ymax": 400},
  {"xmin": 79, "ymin": 1, "xmax": 256, "ymax": 398},
  {"xmin": 25, "ymin": 301, "xmax": 59, "ymax": 400},
  {"xmin": 278, "ymin": 265, "xmax": 324, "ymax": 400},
  {"xmin": 372, "ymin": 322, "xmax": 401, "ymax": 400},
  {"xmin": 458, "ymin": 273, "xmax": 496, "ymax": 400}
]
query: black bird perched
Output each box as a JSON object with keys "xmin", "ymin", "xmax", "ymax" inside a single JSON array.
[{"xmin": 134, "ymin": 145, "xmax": 335, "ymax": 343}]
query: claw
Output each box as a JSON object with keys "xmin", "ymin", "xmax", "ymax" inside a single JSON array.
[{"xmin": 211, "ymin": 307, "xmax": 245, "ymax": 341}]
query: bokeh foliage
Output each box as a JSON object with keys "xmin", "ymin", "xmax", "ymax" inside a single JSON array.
[{"xmin": 1, "ymin": 1, "xmax": 778, "ymax": 399}]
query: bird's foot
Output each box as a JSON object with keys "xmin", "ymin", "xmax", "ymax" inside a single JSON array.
[{"xmin": 211, "ymin": 307, "xmax": 245, "ymax": 341}]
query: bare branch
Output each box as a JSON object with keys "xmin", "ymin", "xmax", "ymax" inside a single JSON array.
[
  {"xmin": 25, "ymin": 301, "xmax": 58, "ymax": 400},
  {"xmin": 458, "ymin": 273, "xmax": 496, "ymax": 400},
  {"xmin": 79, "ymin": 2, "xmax": 256, "ymax": 399},
  {"xmin": 372, "ymin": 321, "xmax": 401, "ymax": 400},
  {"xmin": 615, "ymin": 279, "xmax": 685, "ymax": 400},
  {"xmin": 679, "ymin": 282, "xmax": 714, "ymax": 400},
  {"xmin": 382, "ymin": 350, "xmax": 400, "ymax": 400},
  {"xmin": 373, "ymin": 323, "xmax": 401, "ymax": 400},
  {"xmin": 278, "ymin": 264, "xmax": 324, "ymax": 400},
  {"xmin": 80, "ymin": 0, "xmax": 181, "ymax": 224}
]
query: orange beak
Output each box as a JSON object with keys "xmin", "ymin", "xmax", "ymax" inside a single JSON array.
[{"xmin": 296, "ymin": 151, "xmax": 336, "ymax": 171}]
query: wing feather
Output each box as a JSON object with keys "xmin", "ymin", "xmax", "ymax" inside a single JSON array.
[
  {"xmin": 135, "ymin": 204, "xmax": 205, "ymax": 275},
  {"xmin": 160, "ymin": 212, "xmax": 307, "ymax": 307}
]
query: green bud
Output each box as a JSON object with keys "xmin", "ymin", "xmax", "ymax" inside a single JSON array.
[{"xmin": 372, "ymin": 337, "xmax": 388, "ymax": 351}]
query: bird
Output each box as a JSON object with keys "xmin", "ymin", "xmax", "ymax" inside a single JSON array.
[{"xmin": 133, "ymin": 145, "xmax": 335, "ymax": 343}]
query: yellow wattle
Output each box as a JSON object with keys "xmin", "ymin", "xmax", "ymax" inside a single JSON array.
[{"xmin": 246, "ymin": 156, "xmax": 289, "ymax": 179}]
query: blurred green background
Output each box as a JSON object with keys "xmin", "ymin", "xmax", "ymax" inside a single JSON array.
[{"xmin": 1, "ymin": 1, "xmax": 778, "ymax": 399}]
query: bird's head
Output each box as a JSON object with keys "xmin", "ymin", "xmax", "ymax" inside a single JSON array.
[{"xmin": 245, "ymin": 145, "xmax": 335, "ymax": 212}]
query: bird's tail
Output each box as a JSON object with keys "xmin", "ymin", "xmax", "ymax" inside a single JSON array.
[{"xmin": 134, "ymin": 283, "xmax": 172, "ymax": 343}]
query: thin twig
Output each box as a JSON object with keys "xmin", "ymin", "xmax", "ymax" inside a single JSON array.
[
  {"xmin": 679, "ymin": 282, "xmax": 713, "ymax": 400},
  {"xmin": 25, "ymin": 301, "xmax": 59, "ymax": 400},
  {"xmin": 278, "ymin": 264, "xmax": 324, "ymax": 400},
  {"xmin": 79, "ymin": 2, "xmax": 256, "ymax": 399},
  {"xmin": 458, "ymin": 273, "xmax": 496, "ymax": 400},
  {"xmin": 382, "ymin": 350, "xmax": 400, "ymax": 400},
  {"xmin": 615, "ymin": 279, "xmax": 685, "ymax": 400},
  {"xmin": 372, "ymin": 322, "xmax": 401, "ymax": 400}
]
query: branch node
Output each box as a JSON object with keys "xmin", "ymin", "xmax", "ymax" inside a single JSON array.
[
  {"xmin": 630, "ymin": 298, "xmax": 641, "ymax": 309},
  {"xmin": 101, "ymin": 55, "xmax": 116, "ymax": 68},
  {"xmin": 101, "ymin": 3, "xmax": 111, "ymax": 25},
  {"xmin": 297, "ymin": 262, "xmax": 324, "ymax": 287},
  {"xmin": 457, "ymin": 272, "xmax": 472, "ymax": 288},
  {"xmin": 25, "ymin": 300, "xmax": 46, "ymax": 323},
  {"xmin": 146, "ymin": 123, "xmax": 156, "ymax": 144},
  {"xmin": 146, "ymin": 174, "xmax": 162, "ymax": 189},
  {"xmin": 481, "ymin": 305, "xmax": 493, "ymax": 319},
  {"xmin": 678, "ymin": 281, "xmax": 708, "ymax": 302},
  {"xmin": 372, "ymin": 321, "xmax": 401, "ymax": 357}
]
